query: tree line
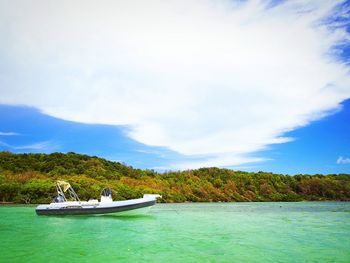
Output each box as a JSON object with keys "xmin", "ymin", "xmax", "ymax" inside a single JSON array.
[{"xmin": 0, "ymin": 151, "xmax": 349, "ymax": 203}]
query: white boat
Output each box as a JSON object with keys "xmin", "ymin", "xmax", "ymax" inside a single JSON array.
[{"xmin": 36, "ymin": 180, "xmax": 161, "ymax": 215}]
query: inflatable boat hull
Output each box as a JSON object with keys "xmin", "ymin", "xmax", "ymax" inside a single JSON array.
[{"xmin": 36, "ymin": 199, "xmax": 156, "ymax": 215}]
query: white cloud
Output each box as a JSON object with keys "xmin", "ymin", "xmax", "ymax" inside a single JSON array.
[
  {"xmin": 0, "ymin": 0, "xmax": 349, "ymax": 169},
  {"xmin": 337, "ymin": 156, "xmax": 350, "ymax": 164},
  {"xmin": 0, "ymin": 132, "xmax": 19, "ymax": 136}
]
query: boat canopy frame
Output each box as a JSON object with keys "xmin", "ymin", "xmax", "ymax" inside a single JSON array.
[{"xmin": 56, "ymin": 180, "xmax": 80, "ymax": 202}]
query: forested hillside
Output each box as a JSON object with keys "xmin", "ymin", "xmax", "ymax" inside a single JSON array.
[{"xmin": 0, "ymin": 151, "xmax": 349, "ymax": 203}]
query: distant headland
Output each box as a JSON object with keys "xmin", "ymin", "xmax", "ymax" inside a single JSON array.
[{"xmin": 0, "ymin": 151, "xmax": 349, "ymax": 204}]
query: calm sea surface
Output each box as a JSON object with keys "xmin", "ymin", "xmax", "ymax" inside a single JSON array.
[{"xmin": 0, "ymin": 202, "xmax": 349, "ymax": 263}]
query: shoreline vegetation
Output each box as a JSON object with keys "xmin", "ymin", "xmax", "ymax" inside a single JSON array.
[{"xmin": 0, "ymin": 151, "xmax": 349, "ymax": 204}]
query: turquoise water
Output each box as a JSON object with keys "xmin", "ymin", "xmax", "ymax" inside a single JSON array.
[{"xmin": 0, "ymin": 202, "xmax": 349, "ymax": 262}]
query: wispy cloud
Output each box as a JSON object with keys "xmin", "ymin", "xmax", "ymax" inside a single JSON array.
[
  {"xmin": 337, "ymin": 156, "xmax": 350, "ymax": 164},
  {"xmin": 0, "ymin": 131, "xmax": 20, "ymax": 136},
  {"xmin": 0, "ymin": 0, "xmax": 349, "ymax": 169},
  {"xmin": 0, "ymin": 140, "xmax": 55, "ymax": 151},
  {"xmin": 153, "ymin": 154, "xmax": 270, "ymax": 171},
  {"xmin": 13, "ymin": 141, "xmax": 52, "ymax": 150}
]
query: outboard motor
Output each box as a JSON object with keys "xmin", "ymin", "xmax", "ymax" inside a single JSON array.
[{"xmin": 100, "ymin": 187, "xmax": 113, "ymax": 203}]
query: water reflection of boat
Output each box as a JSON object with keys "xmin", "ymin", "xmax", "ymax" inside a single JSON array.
[{"xmin": 35, "ymin": 180, "xmax": 161, "ymax": 216}]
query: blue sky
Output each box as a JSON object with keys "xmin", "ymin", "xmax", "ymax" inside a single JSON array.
[
  {"xmin": 0, "ymin": 0, "xmax": 350, "ymax": 174},
  {"xmin": 0, "ymin": 104, "xmax": 181, "ymax": 169},
  {"xmin": 0, "ymin": 99, "xmax": 349, "ymax": 174}
]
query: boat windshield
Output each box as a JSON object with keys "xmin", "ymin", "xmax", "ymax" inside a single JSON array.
[{"xmin": 101, "ymin": 187, "xmax": 112, "ymax": 197}]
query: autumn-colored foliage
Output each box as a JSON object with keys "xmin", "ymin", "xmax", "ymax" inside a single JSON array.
[{"xmin": 0, "ymin": 151, "xmax": 349, "ymax": 203}]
